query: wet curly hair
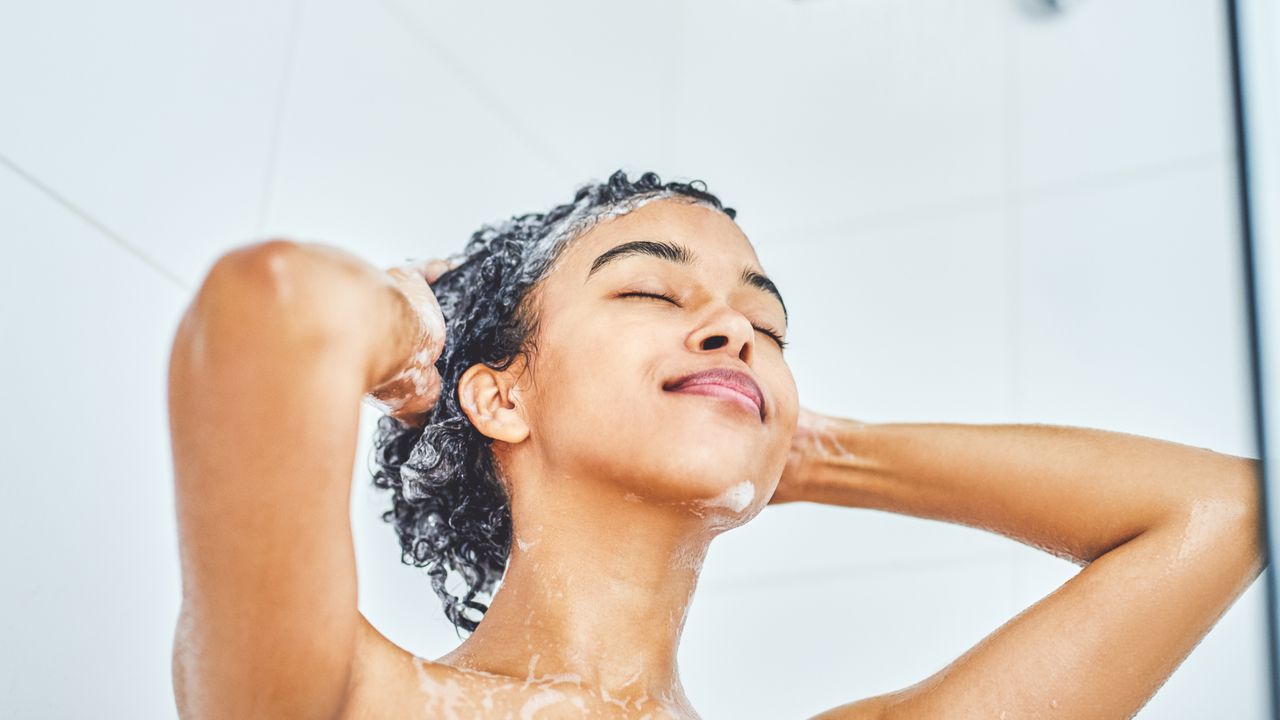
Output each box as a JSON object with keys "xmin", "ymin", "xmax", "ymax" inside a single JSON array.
[{"xmin": 370, "ymin": 169, "xmax": 738, "ymax": 634}]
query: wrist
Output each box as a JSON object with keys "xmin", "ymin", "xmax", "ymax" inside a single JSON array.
[
  {"xmin": 364, "ymin": 277, "xmax": 428, "ymax": 391},
  {"xmin": 796, "ymin": 415, "xmax": 882, "ymax": 507},
  {"xmin": 361, "ymin": 265, "xmax": 446, "ymax": 425}
]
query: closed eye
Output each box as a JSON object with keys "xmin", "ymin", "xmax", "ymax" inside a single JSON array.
[
  {"xmin": 756, "ymin": 326, "xmax": 789, "ymax": 350},
  {"xmin": 618, "ymin": 290, "xmax": 680, "ymax": 304},
  {"xmin": 617, "ymin": 291, "xmax": 789, "ymax": 350}
]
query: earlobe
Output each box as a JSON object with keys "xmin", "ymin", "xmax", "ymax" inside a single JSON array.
[{"xmin": 457, "ymin": 362, "xmax": 530, "ymax": 444}]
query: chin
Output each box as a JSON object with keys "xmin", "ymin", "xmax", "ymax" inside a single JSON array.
[
  {"xmin": 598, "ymin": 418, "xmax": 784, "ymax": 505},
  {"xmin": 667, "ymin": 467, "xmax": 771, "ymax": 516}
]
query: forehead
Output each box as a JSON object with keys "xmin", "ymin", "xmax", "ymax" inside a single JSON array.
[{"xmin": 556, "ymin": 196, "xmax": 760, "ymax": 275}]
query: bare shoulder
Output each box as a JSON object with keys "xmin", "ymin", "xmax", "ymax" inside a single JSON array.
[
  {"xmin": 340, "ymin": 614, "xmax": 641, "ymax": 719},
  {"xmin": 340, "ymin": 613, "xmax": 502, "ymax": 718},
  {"xmin": 340, "ymin": 618, "xmax": 902, "ymax": 720}
]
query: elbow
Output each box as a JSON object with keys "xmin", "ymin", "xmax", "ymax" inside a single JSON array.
[
  {"xmin": 1203, "ymin": 455, "xmax": 1263, "ymax": 548},
  {"xmin": 1164, "ymin": 454, "xmax": 1263, "ymax": 548},
  {"xmin": 1170, "ymin": 475, "xmax": 1267, "ymax": 583},
  {"xmin": 198, "ymin": 238, "xmax": 310, "ymax": 310},
  {"xmin": 167, "ymin": 238, "xmax": 360, "ymax": 425},
  {"xmin": 177, "ymin": 238, "xmax": 348, "ymax": 354}
]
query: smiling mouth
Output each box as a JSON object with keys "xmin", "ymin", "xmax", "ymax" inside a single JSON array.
[{"xmin": 665, "ymin": 383, "xmax": 764, "ymax": 421}]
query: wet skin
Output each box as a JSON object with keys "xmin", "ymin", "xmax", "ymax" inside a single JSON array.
[
  {"xmin": 170, "ymin": 196, "xmax": 1264, "ymax": 719},
  {"xmin": 170, "ymin": 197, "xmax": 802, "ymax": 719}
]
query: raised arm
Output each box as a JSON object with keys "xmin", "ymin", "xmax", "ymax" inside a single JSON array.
[
  {"xmin": 779, "ymin": 412, "xmax": 1267, "ymax": 720},
  {"xmin": 168, "ymin": 239, "xmax": 442, "ymax": 718}
]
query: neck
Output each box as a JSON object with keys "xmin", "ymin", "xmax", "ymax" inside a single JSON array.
[{"xmin": 435, "ymin": 468, "xmax": 729, "ymax": 714}]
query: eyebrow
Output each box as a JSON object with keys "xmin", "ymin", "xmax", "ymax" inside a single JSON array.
[{"xmin": 586, "ymin": 239, "xmax": 788, "ymax": 322}]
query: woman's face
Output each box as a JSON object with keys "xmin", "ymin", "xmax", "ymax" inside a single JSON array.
[{"xmin": 506, "ymin": 196, "xmax": 798, "ymax": 521}]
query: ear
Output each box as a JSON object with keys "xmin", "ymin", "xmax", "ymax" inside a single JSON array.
[{"xmin": 457, "ymin": 358, "xmax": 531, "ymax": 444}]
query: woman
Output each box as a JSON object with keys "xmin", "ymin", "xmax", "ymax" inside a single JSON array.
[{"xmin": 169, "ymin": 170, "xmax": 1265, "ymax": 719}]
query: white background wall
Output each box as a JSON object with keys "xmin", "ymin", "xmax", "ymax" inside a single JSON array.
[{"xmin": 0, "ymin": 0, "xmax": 1269, "ymax": 718}]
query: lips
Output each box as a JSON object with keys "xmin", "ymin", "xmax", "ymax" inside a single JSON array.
[{"xmin": 663, "ymin": 367, "xmax": 765, "ymax": 421}]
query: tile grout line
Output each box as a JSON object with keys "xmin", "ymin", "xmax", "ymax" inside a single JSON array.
[
  {"xmin": 375, "ymin": 0, "xmax": 567, "ymax": 172},
  {"xmin": 255, "ymin": 0, "xmax": 306, "ymax": 238},
  {"xmin": 0, "ymin": 151, "xmax": 190, "ymax": 292}
]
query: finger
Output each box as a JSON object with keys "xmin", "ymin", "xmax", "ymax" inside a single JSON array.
[
  {"xmin": 390, "ymin": 383, "xmax": 440, "ymax": 427},
  {"xmin": 423, "ymin": 258, "xmax": 452, "ymax": 285}
]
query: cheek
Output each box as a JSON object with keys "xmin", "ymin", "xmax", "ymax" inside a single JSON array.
[
  {"xmin": 523, "ymin": 333, "xmax": 656, "ymax": 440},
  {"xmin": 767, "ymin": 359, "xmax": 800, "ymax": 425}
]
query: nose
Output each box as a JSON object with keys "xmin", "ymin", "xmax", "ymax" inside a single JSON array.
[{"xmin": 686, "ymin": 305, "xmax": 756, "ymax": 364}]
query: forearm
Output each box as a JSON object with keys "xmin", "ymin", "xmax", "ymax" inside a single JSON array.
[{"xmin": 800, "ymin": 419, "xmax": 1260, "ymax": 564}]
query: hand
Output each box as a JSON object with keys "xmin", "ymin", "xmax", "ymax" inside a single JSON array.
[
  {"xmin": 420, "ymin": 258, "xmax": 457, "ymax": 286},
  {"xmin": 363, "ymin": 257, "xmax": 459, "ymax": 427},
  {"xmin": 768, "ymin": 407, "xmax": 862, "ymax": 505}
]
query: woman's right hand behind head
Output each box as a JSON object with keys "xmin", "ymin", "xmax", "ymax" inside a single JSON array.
[{"xmin": 364, "ymin": 258, "xmax": 457, "ymax": 427}]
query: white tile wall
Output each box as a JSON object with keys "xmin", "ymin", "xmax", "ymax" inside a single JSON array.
[
  {"xmin": 0, "ymin": 164, "xmax": 187, "ymax": 718},
  {"xmin": 0, "ymin": 0, "xmax": 296, "ymax": 289},
  {"xmin": 379, "ymin": 0, "xmax": 685, "ymax": 181},
  {"xmin": 671, "ymin": 0, "xmax": 1009, "ymax": 240},
  {"xmin": 1, "ymin": 0, "xmax": 1267, "ymax": 717},
  {"xmin": 261, "ymin": 0, "xmax": 559, "ymax": 267},
  {"xmin": 751, "ymin": 207, "xmax": 1015, "ymax": 426},
  {"xmin": 1010, "ymin": 0, "xmax": 1236, "ymax": 192},
  {"xmin": 1014, "ymin": 158, "xmax": 1255, "ymax": 456}
]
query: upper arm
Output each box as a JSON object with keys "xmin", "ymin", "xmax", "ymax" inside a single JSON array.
[
  {"xmin": 809, "ymin": 500, "xmax": 1262, "ymax": 720},
  {"xmin": 169, "ymin": 240, "xmax": 371, "ymax": 718}
]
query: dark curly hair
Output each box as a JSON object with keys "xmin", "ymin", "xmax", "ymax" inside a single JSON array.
[{"xmin": 370, "ymin": 169, "xmax": 738, "ymax": 635}]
